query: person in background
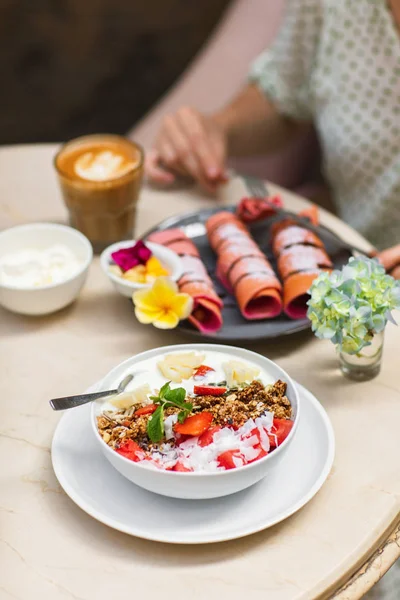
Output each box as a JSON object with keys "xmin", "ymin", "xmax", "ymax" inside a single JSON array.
[{"xmin": 146, "ymin": 0, "xmax": 400, "ymax": 262}]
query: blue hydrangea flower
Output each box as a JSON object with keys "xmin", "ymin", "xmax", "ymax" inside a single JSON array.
[{"xmin": 307, "ymin": 257, "xmax": 400, "ymax": 354}]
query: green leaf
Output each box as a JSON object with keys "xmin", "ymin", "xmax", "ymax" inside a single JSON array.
[
  {"xmin": 177, "ymin": 410, "xmax": 187, "ymax": 424},
  {"xmin": 164, "ymin": 387, "xmax": 186, "ymax": 405},
  {"xmin": 147, "ymin": 405, "xmax": 164, "ymax": 443},
  {"xmin": 159, "ymin": 381, "xmax": 171, "ymax": 399},
  {"xmin": 182, "ymin": 401, "xmax": 193, "ymax": 411},
  {"xmin": 149, "ymin": 395, "xmax": 160, "ymax": 403}
]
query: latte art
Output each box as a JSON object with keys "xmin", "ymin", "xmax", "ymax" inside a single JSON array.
[
  {"xmin": 74, "ymin": 150, "xmax": 135, "ymax": 181},
  {"xmin": 55, "ymin": 134, "xmax": 143, "ymax": 252}
]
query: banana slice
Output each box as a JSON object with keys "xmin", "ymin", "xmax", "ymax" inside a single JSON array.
[
  {"xmin": 223, "ymin": 360, "xmax": 260, "ymax": 387},
  {"xmin": 158, "ymin": 352, "xmax": 205, "ymax": 383},
  {"xmin": 109, "ymin": 384, "xmax": 151, "ymax": 409},
  {"xmin": 109, "ymin": 265, "xmax": 122, "ymax": 277}
]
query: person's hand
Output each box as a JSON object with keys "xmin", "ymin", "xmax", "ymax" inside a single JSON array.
[
  {"xmin": 376, "ymin": 244, "xmax": 400, "ymax": 279},
  {"xmin": 145, "ymin": 107, "xmax": 228, "ymax": 193}
]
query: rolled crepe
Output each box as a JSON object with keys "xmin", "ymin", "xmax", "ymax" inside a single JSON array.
[
  {"xmin": 271, "ymin": 220, "xmax": 333, "ymax": 319},
  {"xmin": 272, "ymin": 225, "xmax": 324, "ymax": 256},
  {"xmin": 206, "ymin": 212, "xmax": 282, "ymax": 319},
  {"xmin": 147, "ymin": 229, "xmax": 223, "ymax": 333},
  {"xmin": 277, "ymin": 246, "xmax": 333, "ymax": 280},
  {"xmin": 377, "ymin": 244, "xmax": 400, "ymax": 280}
]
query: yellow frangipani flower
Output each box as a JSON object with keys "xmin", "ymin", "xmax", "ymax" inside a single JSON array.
[{"xmin": 132, "ymin": 277, "xmax": 193, "ymax": 329}]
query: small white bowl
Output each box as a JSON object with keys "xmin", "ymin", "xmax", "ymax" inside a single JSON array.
[
  {"xmin": 100, "ymin": 240, "xmax": 183, "ymax": 297},
  {"xmin": 91, "ymin": 344, "xmax": 300, "ymax": 500},
  {"xmin": 0, "ymin": 223, "xmax": 92, "ymax": 316}
]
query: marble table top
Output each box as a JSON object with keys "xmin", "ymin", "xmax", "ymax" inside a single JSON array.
[{"xmin": 1, "ymin": 143, "xmax": 399, "ymax": 600}]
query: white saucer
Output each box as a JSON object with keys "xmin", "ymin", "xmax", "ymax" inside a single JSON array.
[{"xmin": 51, "ymin": 382, "xmax": 334, "ymax": 544}]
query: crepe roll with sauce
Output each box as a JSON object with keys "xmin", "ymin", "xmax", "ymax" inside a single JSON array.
[
  {"xmin": 207, "ymin": 212, "xmax": 282, "ymax": 320},
  {"xmin": 147, "ymin": 228, "xmax": 223, "ymax": 332},
  {"xmin": 271, "ymin": 217, "xmax": 333, "ymax": 319}
]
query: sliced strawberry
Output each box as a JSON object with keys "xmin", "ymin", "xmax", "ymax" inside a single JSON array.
[
  {"xmin": 193, "ymin": 385, "xmax": 227, "ymax": 396},
  {"xmin": 193, "ymin": 365, "xmax": 215, "ymax": 378},
  {"xmin": 134, "ymin": 404, "xmax": 158, "ymax": 417},
  {"xmin": 236, "ymin": 195, "xmax": 283, "ymax": 223},
  {"xmin": 268, "ymin": 418, "xmax": 293, "ymax": 448},
  {"xmin": 268, "ymin": 429, "xmax": 277, "ymax": 448},
  {"xmin": 116, "ymin": 439, "xmax": 143, "ymax": 462},
  {"xmin": 173, "ymin": 461, "xmax": 193, "ymax": 472},
  {"xmin": 246, "ymin": 427, "xmax": 262, "ymax": 443},
  {"xmin": 270, "ymin": 195, "xmax": 284, "ymax": 208},
  {"xmin": 198, "ymin": 425, "xmax": 222, "ymax": 447},
  {"xmin": 174, "ymin": 432, "xmax": 190, "ymax": 445},
  {"xmin": 174, "ymin": 411, "xmax": 213, "ymax": 436},
  {"xmin": 249, "ymin": 448, "xmax": 268, "ymax": 463},
  {"xmin": 217, "ymin": 450, "xmax": 244, "ymax": 470},
  {"xmin": 242, "ymin": 428, "xmax": 268, "ymax": 462}
]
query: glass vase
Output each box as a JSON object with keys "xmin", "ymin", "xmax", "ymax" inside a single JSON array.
[{"xmin": 339, "ymin": 330, "xmax": 384, "ymax": 381}]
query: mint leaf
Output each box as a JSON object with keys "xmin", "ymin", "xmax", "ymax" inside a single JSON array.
[
  {"xmin": 159, "ymin": 382, "xmax": 171, "ymax": 399},
  {"xmin": 146, "ymin": 383, "xmax": 192, "ymax": 440},
  {"xmin": 147, "ymin": 405, "xmax": 164, "ymax": 443},
  {"xmin": 164, "ymin": 387, "xmax": 186, "ymax": 405},
  {"xmin": 177, "ymin": 410, "xmax": 187, "ymax": 424}
]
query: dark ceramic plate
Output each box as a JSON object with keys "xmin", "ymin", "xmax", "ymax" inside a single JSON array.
[{"xmin": 144, "ymin": 207, "xmax": 352, "ymax": 342}]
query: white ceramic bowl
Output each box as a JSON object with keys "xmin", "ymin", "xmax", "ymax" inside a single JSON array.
[
  {"xmin": 100, "ymin": 240, "xmax": 183, "ymax": 297},
  {"xmin": 0, "ymin": 223, "xmax": 92, "ymax": 316},
  {"xmin": 91, "ymin": 344, "xmax": 300, "ymax": 500}
]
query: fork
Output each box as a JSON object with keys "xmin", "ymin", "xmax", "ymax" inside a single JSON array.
[
  {"xmin": 49, "ymin": 374, "xmax": 134, "ymax": 411},
  {"xmin": 243, "ymin": 175, "xmax": 271, "ymax": 199},
  {"xmin": 242, "ymin": 175, "xmax": 373, "ymax": 257}
]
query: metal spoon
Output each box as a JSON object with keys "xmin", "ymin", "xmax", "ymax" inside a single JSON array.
[{"xmin": 49, "ymin": 374, "xmax": 134, "ymax": 411}]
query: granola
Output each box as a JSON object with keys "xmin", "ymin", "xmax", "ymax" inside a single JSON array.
[
  {"xmin": 97, "ymin": 379, "xmax": 292, "ymax": 449},
  {"xmin": 95, "ymin": 350, "xmax": 295, "ymax": 472}
]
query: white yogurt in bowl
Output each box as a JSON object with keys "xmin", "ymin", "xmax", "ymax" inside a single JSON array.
[
  {"xmin": 0, "ymin": 244, "xmax": 82, "ymax": 288},
  {"xmin": 0, "ymin": 223, "xmax": 92, "ymax": 315},
  {"xmin": 92, "ymin": 344, "xmax": 300, "ymax": 499}
]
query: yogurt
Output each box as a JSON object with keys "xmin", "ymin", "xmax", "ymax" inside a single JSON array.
[
  {"xmin": 98, "ymin": 349, "xmax": 276, "ymax": 414},
  {"xmin": 0, "ymin": 244, "xmax": 82, "ymax": 288}
]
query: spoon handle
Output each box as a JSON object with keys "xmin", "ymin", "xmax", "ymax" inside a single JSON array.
[{"xmin": 49, "ymin": 389, "xmax": 118, "ymax": 411}]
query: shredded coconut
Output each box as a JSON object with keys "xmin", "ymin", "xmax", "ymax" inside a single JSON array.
[{"xmin": 138, "ymin": 410, "xmax": 276, "ymax": 472}]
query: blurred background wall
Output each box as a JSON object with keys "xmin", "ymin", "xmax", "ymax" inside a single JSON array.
[{"xmin": 0, "ymin": 0, "xmax": 229, "ymax": 145}]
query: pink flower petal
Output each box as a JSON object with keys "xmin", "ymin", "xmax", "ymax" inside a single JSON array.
[
  {"xmin": 111, "ymin": 241, "xmax": 152, "ymax": 272},
  {"xmin": 136, "ymin": 241, "xmax": 152, "ymax": 264}
]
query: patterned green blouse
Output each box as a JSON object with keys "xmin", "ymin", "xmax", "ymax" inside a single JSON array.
[{"xmin": 250, "ymin": 0, "xmax": 400, "ymax": 249}]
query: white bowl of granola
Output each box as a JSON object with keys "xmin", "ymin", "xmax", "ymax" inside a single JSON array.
[{"xmin": 91, "ymin": 344, "xmax": 300, "ymax": 499}]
